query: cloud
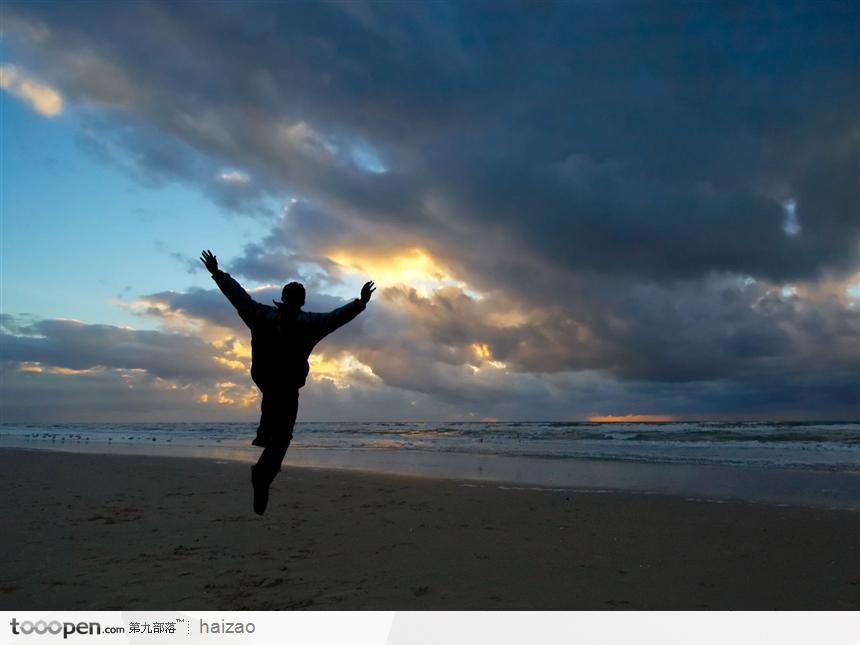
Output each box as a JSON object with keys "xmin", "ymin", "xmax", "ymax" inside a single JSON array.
[
  {"xmin": 125, "ymin": 268, "xmax": 859, "ymax": 420},
  {"xmin": 0, "ymin": 63, "xmax": 62, "ymax": 116},
  {"xmin": 7, "ymin": 2, "xmax": 857, "ymax": 281},
  {"xmin": 0, "ymin": 316, "xmax": 235, "ymax": 383},
  {"xmin": 2, "ymin": 278, "xmax": 858, "ymax": 421},
  {"xmin": 2, "ymin": 2, "xmax": 859, "ymax": 420},
  {"xmin": 1, "ymin": 364, "xmax": 206, "ymax": 423},
  {"xmin": 219, "ymin": 169, "xmax": 250, "ymax": 184}
]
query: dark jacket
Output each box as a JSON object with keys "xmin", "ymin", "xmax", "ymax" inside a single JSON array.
[{"xmin": 212, "ymin": 270, "xmax": 365, "ymax": 388}]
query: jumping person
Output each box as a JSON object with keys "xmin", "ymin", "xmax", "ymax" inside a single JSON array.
[{"xmin": 200, "ymin": 250, "xmax": 374, "ymax": 515}]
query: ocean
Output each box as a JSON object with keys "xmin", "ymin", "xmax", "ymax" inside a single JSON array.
[{"xmin": 2, "ymin": 421, "xmax": 858, "ymax": 508}]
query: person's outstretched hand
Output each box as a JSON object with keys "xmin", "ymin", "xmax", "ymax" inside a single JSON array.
[
  {"xmin": 360, "ymin": 280, "xmax": 376, "ymax": 304},
  {"xmin": 200, "ymin": 249, "xmax": 219, "ymax": 275}
]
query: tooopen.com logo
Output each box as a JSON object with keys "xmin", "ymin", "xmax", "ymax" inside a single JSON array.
[{"xmin": 10, "ymin": 619, "xmax": 125, "ymax": 639}]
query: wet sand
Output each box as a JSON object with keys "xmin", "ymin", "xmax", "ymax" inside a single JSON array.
[{"xmin": 2, "ymin": 448, "xmax": 858, "ymax": 609}]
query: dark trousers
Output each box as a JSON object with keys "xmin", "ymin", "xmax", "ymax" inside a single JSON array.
[{"xmin": 252, "ymin": 382, "xmax": 299, "ymax": 485}]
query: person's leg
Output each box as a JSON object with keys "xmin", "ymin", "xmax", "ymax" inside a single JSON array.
[
  {"xmin": 254, "ymin": 440, "xmax": 290, "ymax": 483},
  {"xmin": 252, "ymin": 383, "xmax": 273, "ymax": 447},
  {"xmin": 251, "ymin": 388, "xmax": 299, "ymax": 514}
]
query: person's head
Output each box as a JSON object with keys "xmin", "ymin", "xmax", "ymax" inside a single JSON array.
[{"xmin": 280, "ymin": 281, "xmax": 306, "ymax": 309}]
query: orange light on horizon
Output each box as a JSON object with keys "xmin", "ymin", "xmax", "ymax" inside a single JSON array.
[{"xmin": 588, "ymin": 414, "xmax": 676, "ymax": 423}]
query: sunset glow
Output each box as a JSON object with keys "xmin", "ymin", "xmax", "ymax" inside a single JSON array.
[
  {"xmin": 328, "ymin": 248, "xmax": 470, "ymax": 296},
  {"xmin": 588, "ymin": 415, "xmax": 676, "ymax": 423}
]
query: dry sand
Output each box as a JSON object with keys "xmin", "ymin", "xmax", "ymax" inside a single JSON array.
[{"xmin": 2, "ymin": 448, "xmax": 858, "ymax": 609}]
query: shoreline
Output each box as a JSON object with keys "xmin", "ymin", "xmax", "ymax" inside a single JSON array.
[
  {"xmin": 3, "ymin": 448, "xmax": 858, "ymax": 610},
  {"xmin": 2, "ymin": 441, "xmax": 858, "ymax": 511}
]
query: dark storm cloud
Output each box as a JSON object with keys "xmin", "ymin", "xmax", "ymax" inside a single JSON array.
[
  {"xmin": 376, "ymin": 277, "xmax": 860, "ymax": 384},
  {"xmin": 75, "ymin": 116, "xmax": 273, "ymax": 214},
  {"xmin": 0, "ymin": 363, "xmax": 212, "ymax": 423},
  {"xmin": 0, "ymin": 316, "xmax": 233, "ymax": 382},
  {"xmin": 592, "ymin": 277, "xmax": 860, "ymax": 382},
  {"xmin": 7, "ymin": 0, "xmax": 858, "ymax": 286},
  {"xmin": 4, "ymin": 1, "xmax": 859, "ymax": 419}
]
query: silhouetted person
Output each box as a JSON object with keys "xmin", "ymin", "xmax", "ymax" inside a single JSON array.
[{"xmin": 200, "ymin": 250, "xmax": 374, "ymax": 515}]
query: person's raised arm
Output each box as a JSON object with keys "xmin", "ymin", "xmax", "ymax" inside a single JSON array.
[
  {"xmin": 316, "ymin": 281, "xmax": 375, "ymax": 339},
  {"xmin": 200, "ymin": 249, "xmax": 259, "ymax": 325}
]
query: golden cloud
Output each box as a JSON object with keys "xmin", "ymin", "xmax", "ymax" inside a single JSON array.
[
  {"xmin": 16, "ymin": 361, "xmax": 97, "ymax": 375},
  {"xmin": 308, "ymin": 352, "xmax": 378, "ymax": 388},
  {"xmin": 327, "ymin": 247, "xmax": 474, "ymax": 296},
  {"xmin": 0, "ymin": 64, "xmax": 62, "ymax": 117}
]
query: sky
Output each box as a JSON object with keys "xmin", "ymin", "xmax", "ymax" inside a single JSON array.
[{"xmin": 1, "ymin": 1, "xmax": 858, "ymax": 423}]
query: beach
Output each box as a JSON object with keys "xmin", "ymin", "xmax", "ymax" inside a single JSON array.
[{"xmin": 2, "ymin": 448, "xmax": 858, "ymax": 610}]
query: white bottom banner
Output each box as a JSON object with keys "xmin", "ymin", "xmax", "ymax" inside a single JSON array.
[{"xmin": 1, "ymin": 611, "xmax": 858, "ymax": 645}]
